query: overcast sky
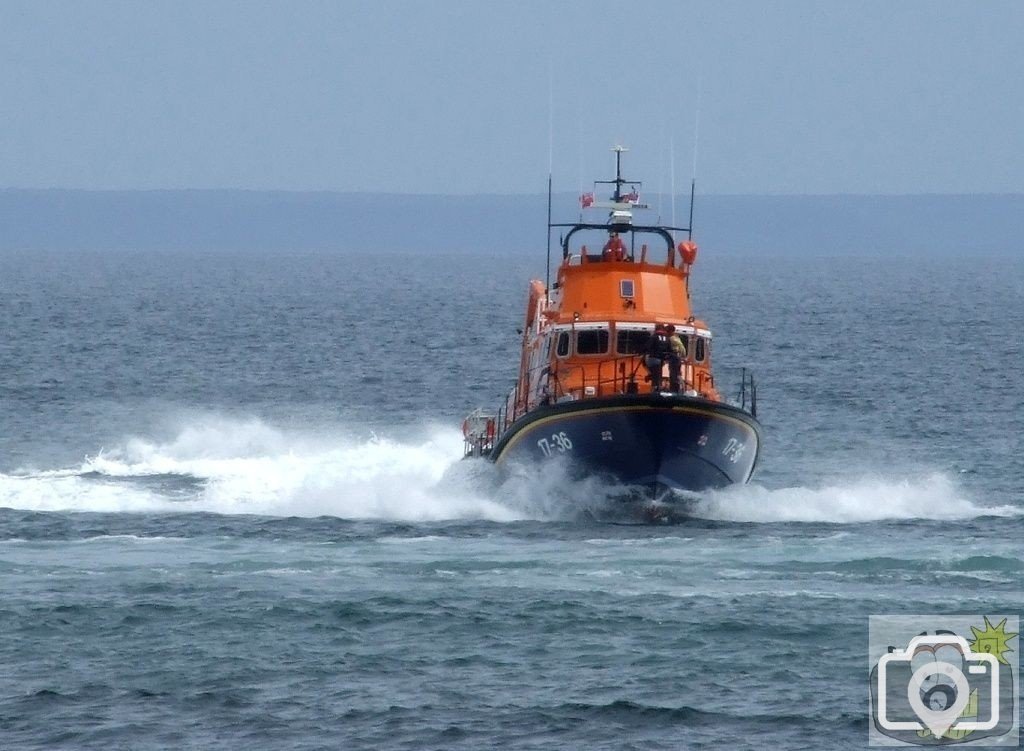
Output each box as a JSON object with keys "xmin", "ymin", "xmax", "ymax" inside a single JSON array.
[{"xmin": 1, "ymin": 0, "xmax": 1021, "ymax": 194}]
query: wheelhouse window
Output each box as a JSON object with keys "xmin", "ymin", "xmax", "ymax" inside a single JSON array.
[
  {"xmin": 694, "ymin": 336, "xmax": 708, "ymax": 362},
  {"xmin": 556, "ymin": 332, "xmax": 570, "ymax": 357},
  {"xmin": 616, "ymin": 329, "xmax": 650, "ymax": 355},
  {"xmin": 576, "ymin": 329, "xmax": 609, "ymax": 355},
  {"xmin": 619, "ymin": 279, "xmax": 635, "ymax": 298}
]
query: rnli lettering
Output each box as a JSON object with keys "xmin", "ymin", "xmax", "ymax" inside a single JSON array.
[
  {"xmin": 601, "ymin": 430, "xmax": 613, "ymax": 442},
  {"xmin": 537, "ymin": 431, "xmax": 574, "ymax": 457}
]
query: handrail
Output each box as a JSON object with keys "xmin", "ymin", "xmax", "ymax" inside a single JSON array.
[
  {"xmin": 733, "ymin": 368, "xmax": 757, "ymax": 416},
  {"xmin": 548, "ymin": 354, "xmax": 703, "ymax": 401},
  {"xmin": 466, "ymin": 360, "xmax": 757, "ymax": 457}
]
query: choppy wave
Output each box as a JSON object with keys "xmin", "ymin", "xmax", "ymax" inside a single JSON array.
[{"xmin": 1, "ymin": 415, "xmax": 1019, "ymax": 523}]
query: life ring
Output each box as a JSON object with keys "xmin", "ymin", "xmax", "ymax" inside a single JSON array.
[
  {"xmin": 462, "ymin": 418, "xmax": 471, "ymax": 438},
  {"xmin": 678, "ymin": 241, "xmax": 698, "ymax": 266}
]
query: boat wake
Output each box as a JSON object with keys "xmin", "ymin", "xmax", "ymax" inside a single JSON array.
[
  {"xmin": 688, "ymin": 474, "xmax": 1022, "ymax": 523},
  {"xmin": 0, "ymin": 415, "xmax": 1019, "ymax": 523}
]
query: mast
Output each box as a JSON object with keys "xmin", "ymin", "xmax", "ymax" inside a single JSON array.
[{"xmin": 611, "ymin": 144, "xmax": 628, "ymax": 202}]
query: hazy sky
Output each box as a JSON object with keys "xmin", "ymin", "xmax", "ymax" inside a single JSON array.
[{"xmin": 2, "ymin": 0, "xmax": 1022, "ymax": 194}]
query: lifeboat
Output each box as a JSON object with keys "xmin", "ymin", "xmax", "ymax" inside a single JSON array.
[{"xmin": 463, "ymin": 146, "xmax": 761, "ymax": 512}]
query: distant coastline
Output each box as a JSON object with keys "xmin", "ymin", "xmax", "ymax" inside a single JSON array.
[{"xmin": 2, "ymin": 190, "xmax": 1022, "ymax": 256}]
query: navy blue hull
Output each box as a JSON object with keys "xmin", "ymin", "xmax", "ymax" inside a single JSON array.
[{"xmin": 490, "ymin": 394, "xmax": 760, "ymax": 496}]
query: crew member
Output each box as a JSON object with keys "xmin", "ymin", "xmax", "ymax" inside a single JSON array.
[
  {"xmin": 667, "ymin": 324, "xmax": 686, "ymax": 392},
  {"xmin": 602, "ymin": 231, "xmax": 627, "ymax": 261},
  {"xmin": 645, "ymin": 324, "xmax": 673, "ymax": 392}
]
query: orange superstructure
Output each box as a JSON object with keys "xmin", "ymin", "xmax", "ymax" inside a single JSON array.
[{"xmin": 512, "ymin": 240, "xmax": 720, "ymax": 420}]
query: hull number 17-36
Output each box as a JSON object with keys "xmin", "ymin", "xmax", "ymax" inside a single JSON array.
[
  {"xmin": 722, "ymin": 438, "xmax": 746, "ymax": 464},
  {"xmin": 537, "ymin": 432, "xmax": 573, "ymax": 457}
]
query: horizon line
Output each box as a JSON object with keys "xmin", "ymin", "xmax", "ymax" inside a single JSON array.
[{"xmin": 2, "ymin": 187, "xmax": 1023, "ymax": 199}]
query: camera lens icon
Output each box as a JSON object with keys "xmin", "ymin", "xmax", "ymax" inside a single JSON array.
[
  {"xmin": 877, "ymin": 634, "xmax": 1000, "ymax": 739},
  {"xmin": 907, "ymin": 659, "xmax": 971, "ymax": 738},
  {"xmin": 910, "ymin": 642, "xmax": 966, "ymax": 713}
]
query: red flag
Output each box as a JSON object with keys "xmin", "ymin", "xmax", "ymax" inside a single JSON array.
[{"xmin": 580, "ymin": 192, "xmax": 594, "ymax": 208}]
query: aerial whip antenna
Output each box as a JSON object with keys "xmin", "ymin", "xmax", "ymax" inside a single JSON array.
[
  {"xmin": 657, "ymin": 129, "xmax": 665, "ymax": 222},
  {"xmin": 688, "ymin": 69, "xmax": 703, "ymax": 240},
  {"xmin": 670, "ymin": 137, "xmax": 676, "ymax": 242},
  {"xmin": 548, "ymin": 64, "xmax": 554, "ymax": 176},
  {"xmin": 577, "ymin": 111, "xmax": 585, "ymax": 222},
  {"xmin": 545, "ymin": 64, "xmax": 553, "ymax": 299}
]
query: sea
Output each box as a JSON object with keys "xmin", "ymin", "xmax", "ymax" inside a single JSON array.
[{"xmin": 1, "ymin": 244, "xmax": 1022, "ymax": 749}]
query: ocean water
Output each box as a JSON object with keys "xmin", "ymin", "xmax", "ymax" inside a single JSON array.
[{"xmin": 1, "ymin": 246, "xmax": 1022, "ymax": 749}]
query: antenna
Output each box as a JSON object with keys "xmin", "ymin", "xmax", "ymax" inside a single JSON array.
[
  {"xmin": 689, "ymin": 70, "xmax": 703, "ymax": 240},
  {"xmin": 687, "ymin": 179, "xmax": 696, "ymax": 240},
  {"xmin": 692, "ymin": 69, "xmax": 703, "ymax": 179},
  {"xmin": 546, "ymin": 66, "xmax": 553, "ymax": 298},
  {"xmin": 547, "ymin": 64, "xmax": 553, "ymax": 175},
  {"xmin": 577, "ymin": 112, "xmax": 584, "ymax": 222},
  {"xmin": 670, "ymin": 137, "xmax": 676, "ymax": 241},
  {"xmin": 546, "ymin": 173, "xmax": 552, "ymax": 297},
  {"xmin": 657, "ymin": 134, "xmax": 664, "ymax": 222}
]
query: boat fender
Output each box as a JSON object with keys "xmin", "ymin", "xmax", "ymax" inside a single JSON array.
[
  {"xmin": 524, "ymin": 279, "xmax": 545, "ymax": 330},
  {"xmin": 679, "ymin": 241, "xmax": 698, "ymax": 266}
]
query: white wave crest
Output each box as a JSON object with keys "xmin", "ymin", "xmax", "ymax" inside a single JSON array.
[
  {"xmin": 690, "ymin": 473, "xmax": 1021, "ymax": 523},
  {"xmin": 2, "ymin": 416, "xmax": 521, "ymax": 521},
  {"xmin": 0, "ymin": 473, "xmax": 172, "ymax": 514}
]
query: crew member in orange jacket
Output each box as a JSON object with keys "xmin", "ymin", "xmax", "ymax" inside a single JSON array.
[{"xmin": 602, "ymin": 232, "xmax": 627, "ymax": 261}]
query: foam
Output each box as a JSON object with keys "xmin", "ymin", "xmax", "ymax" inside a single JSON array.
[
  {"xmin": 2, "ymin": 415, "xmax": 1019, "ymax": 523},
  {"xmin": 1, "ymin": 415, "xmax": 523, "ymax": 521},
  {"xmin": 690, "ymin": 473, "xmax": 1022, "ymax": 523},
  {"xmin": 0, "ymin": 472, "xmax": 171, "ymax": 514}
]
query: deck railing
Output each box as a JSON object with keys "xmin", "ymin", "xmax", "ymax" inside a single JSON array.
[
  {"xmin": 546, "ymin": 356, "xmax": 713, "ymax": 402},
  {"xmin": 464, "ymin": 360, "xmax": 756, "ymax": 457},
  {"xmin": 735, "ymin": 367, "xmax": 758, "ymax": 418}
]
